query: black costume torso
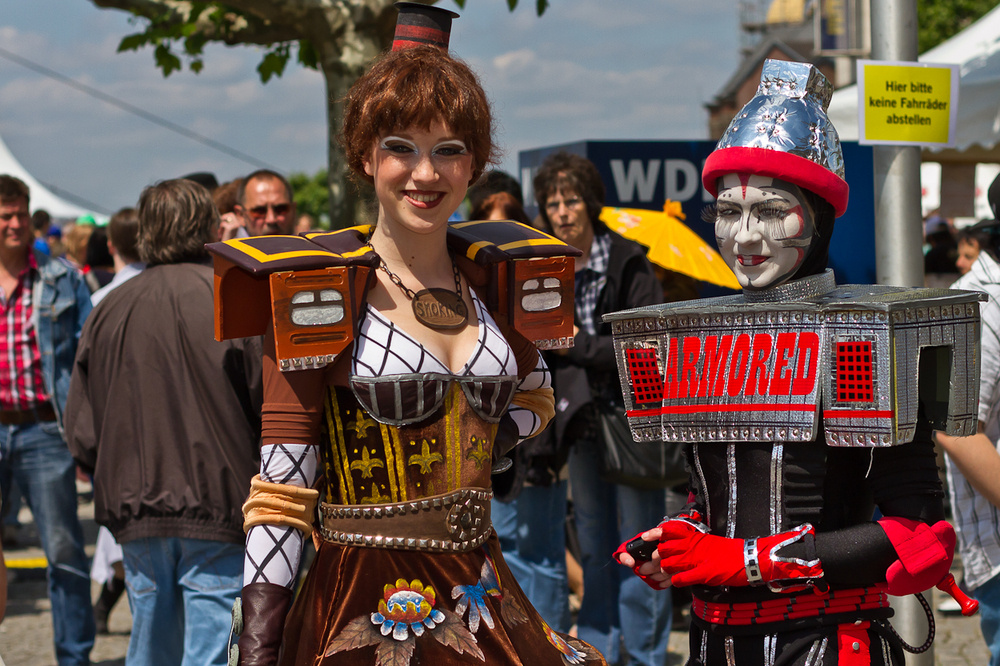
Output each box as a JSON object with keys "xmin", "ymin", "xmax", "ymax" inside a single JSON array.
[{"xmin": 680, "ymin": 429, "xmax": 944, "ymax": 665}]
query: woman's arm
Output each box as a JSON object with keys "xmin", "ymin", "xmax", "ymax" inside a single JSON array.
[
  {"xmin": 507, "ymin": 351, "xmax": 553, "ymax": 440},
  {"xmin": 237, "ymin": 327, "xmax": 326, "ymax": 666}
]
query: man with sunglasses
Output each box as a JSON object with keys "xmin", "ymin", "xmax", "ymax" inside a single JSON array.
[{"xmin": 234, "ymin": 169, "xmax": 297, "ymax": 237}]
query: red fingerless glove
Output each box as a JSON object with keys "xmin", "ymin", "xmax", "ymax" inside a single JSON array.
[
  {"xmin": 877, "ymin": 517, "xmax": 956, "ymax": 596},
  {"xmin": 656, "ymin": 521, "xmax": 745, "ymax": 587},
  {"xmin": 614, "ymin": 532, "xmax": 663, "ymax": 589},
  {"xmin": 657, "ymin": 522, "xmax": 824, "ymax": 590}
]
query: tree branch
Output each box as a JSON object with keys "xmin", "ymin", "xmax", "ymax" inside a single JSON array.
[{"xmin": 88, "ymin": 0, "xmax": 305, "ymax": 46}]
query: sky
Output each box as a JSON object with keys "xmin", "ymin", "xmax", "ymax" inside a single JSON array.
[{"xmin": 0, "ymin": 0, "xmax": 741, "ymax": 216}]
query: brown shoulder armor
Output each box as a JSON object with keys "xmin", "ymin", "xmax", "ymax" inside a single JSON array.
[
  {"xmin": 447, "ymin": 219, "xmax": 580, "ymax": 351},
  {"xmin": 208, "ymin": 227, "xmax": 377, "ymax": 371},
  {"xmin": 209, "ymin": 220, "xmax": 580, "ymax": 372}
]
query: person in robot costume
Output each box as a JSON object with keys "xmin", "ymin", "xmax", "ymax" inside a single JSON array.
[{"xmin": 615, "ymin": 60, "xmax": 957, "ymax": 665}]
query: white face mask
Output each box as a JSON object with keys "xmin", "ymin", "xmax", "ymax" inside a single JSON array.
[{"xmin": 714, "ymin": 173, "xmax": 815, "ymax": 291}]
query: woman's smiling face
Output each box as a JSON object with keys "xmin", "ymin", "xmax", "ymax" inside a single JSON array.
[
  {"xmin": 714, "ymin": 172, "xmax": 815, "ymax": 290},
  {"xmin": 363, "ymin": 120, "xmax": 474, "ymax": 236}
]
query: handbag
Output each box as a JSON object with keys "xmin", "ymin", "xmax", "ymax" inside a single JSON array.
[{"xmin": 595, "ymin": 399, "xmax": 688, "ymax": 490}]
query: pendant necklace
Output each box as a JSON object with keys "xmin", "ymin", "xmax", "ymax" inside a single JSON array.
[{"xmin": 370, "ymin": 246, "xmax": 469, "ymax": 330}]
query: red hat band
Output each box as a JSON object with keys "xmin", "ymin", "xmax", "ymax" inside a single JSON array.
[{"xmin": 392, "ymin": 2, "xmax": 460, "ymax": 51}]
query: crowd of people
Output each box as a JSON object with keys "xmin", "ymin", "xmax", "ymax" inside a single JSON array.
[
  {"xmin": 0, "ymin": 166, "xmax": 307, "ymax": 665},
  {"xmin": 922, "ymin": 180, "xmax": 1000, "ymax": 285},
  {"xmin": 3, "ymin": 4, "xmax": 1000, "ymax": 666}
]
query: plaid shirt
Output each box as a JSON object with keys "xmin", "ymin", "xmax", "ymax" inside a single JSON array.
[
  {"xmin": 574, "ymin": 232, "xmax": 611, "ymax": 335},
  {"xmin": 0, "ymin": 253, "xmax": 50, "ymax": 410},
  {"xmin": 947, "ymin": 251, "xmax": 1000, "ymax": 590}
]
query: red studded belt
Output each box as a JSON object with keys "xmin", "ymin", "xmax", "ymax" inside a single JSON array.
[{"xmin": 692, "ymin": 585, "xmax": 891, "ymax": 626}]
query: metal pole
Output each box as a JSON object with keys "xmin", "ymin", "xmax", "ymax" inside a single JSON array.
[
  {"xmin": 870, "ymin": 0, "xmax": 934, "ymax": 662},
  {"xmin": 871, "ymin": 0, "xmax": 924, "ymax": 288}
]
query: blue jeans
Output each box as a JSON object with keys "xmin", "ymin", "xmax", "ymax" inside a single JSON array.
[
  {"xmin": 569, "ymin": 437, "xmax": 672, "ymax": 666},
  {"xmin": 975, "ymin": 573, "xmax": 1000, "ymax": 666},
  {"xmin": 121, "ymin": 537, "xmax": 243, "ymax": 666},
  {"xmin": 0, "ymin": 420, "xmax": 94, "ymax": 666},
  {"xmin": 492, "ymin": 480, "xmax": 572, "ymax": 633}
]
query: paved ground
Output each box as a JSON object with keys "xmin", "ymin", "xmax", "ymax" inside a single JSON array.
[
  {"xmin": 1, "ymin": 496, "xmax": 131, "ymax": 666},
  {"xmin": 0, "ymin": 497, "xmax": 991, "ymax": 665}
]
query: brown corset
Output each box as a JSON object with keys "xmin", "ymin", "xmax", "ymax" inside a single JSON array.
[{"xmin": 319, "ymin": 383, "xmax": 498, "ymax": 506}]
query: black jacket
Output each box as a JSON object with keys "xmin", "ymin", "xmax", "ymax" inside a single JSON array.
[
  {"xmin": 496, "ymin": 230, "xmax": 661, "ymax": 499},
  {"xmin": 65, "ymin": 260, "xmax": 263, "ymax": 544}
]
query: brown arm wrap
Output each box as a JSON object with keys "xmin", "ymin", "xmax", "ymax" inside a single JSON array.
[
  {"xmin": 242, "ymin": 474, "xmax": 320, "ymax": 535},
  {"xmin": 511, "ymin": 385, "xmax": 555, "ymax": 437}
]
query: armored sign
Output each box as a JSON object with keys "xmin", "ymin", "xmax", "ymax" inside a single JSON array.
[{"xmin": 606, "ymin": 270, "xmax": 983, "ymax": 447}]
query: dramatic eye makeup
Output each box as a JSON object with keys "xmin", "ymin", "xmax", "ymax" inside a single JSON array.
[
  {"xmin": 377, "ymin": 137, "xmax": 468, "ymax": 158},
  {"xmin": 380, "ymin": 136, "xmax": 417, "ymax": 153},
  {"xmin": 432, "ymin": 140, "xmax": 468, "ymax": 156}
]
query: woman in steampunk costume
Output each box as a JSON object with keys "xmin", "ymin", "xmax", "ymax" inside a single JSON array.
[
  {"xmin": 219, "ymin": 4, "xmax": 604, "ymax": 666},
  {"xmin": 614, "ymin": 60, "xmax": 972, "ymax": 664}
]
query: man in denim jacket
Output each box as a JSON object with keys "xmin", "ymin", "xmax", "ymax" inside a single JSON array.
[{"xmin": 0, "ymin": 175, "xmax": 94, "ymax": 665}]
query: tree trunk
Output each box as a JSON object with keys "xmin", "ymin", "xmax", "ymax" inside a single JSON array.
[
  {"xmin": 321, "ymin": 64, "xmax": 364, "ymax": 230},
  {"xmin": 315, "ymin": 2, "xmax": 394, "ymax": 229}
]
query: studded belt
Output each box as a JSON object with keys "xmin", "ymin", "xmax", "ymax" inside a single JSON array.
[
  {"xmin": 319, "ymin": 487, "xmax": 492, "ymax": 553},
  {"xmin": 691, "ymin": 585, "xmax": 890, "ymax": 626}
]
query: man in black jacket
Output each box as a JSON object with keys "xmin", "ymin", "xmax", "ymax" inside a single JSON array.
[
  {"xmin": 497, "ymin": 152, "xmax": 670, "ymax": 666},
  {"xmin": 65, "ymin": 179, "xmax": 262, "ymax": 666}
]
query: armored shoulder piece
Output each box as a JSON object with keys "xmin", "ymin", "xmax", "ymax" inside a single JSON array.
[
  {"xmin": 447, "ymin": 219, "xmax": 579, "ymax": 350},
  {"xmin": 604, "ymin": 270, "xmax": 986, "ymax": 447},
  {"xmin": 208, "ymin": 226, "xmax": 378, "ymax": 371},
  {"xmin": 209, "ymin": 220, "xmax": 580, "ymax": 372}
]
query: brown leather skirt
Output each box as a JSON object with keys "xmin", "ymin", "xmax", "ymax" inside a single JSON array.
[{"xmin": 278, "ymin": 532, "xmax": 605, "ymax": 665}]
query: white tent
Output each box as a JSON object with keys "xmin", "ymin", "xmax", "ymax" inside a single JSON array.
[
  {"xmin": 0, "ymin": 131, "xmax": 93, "ymax": 220},
  {"xmin": 828, "ymin": 4, "xmax": 1000, "ymax": 152},
  {"xmin": 827, "ymin": 7, "xmax": 1000, "ymax": 217}
]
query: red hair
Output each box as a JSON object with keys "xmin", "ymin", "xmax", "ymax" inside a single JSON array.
[{"xmin": 340, "ymin": 46, "xmax": 496, "ymax": 186}]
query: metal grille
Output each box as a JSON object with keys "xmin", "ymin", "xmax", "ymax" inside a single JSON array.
[
  {"xmin": 836, "ymin": 341, "xmax": 873, "ymax": 402},
  {"xmin": 626, "ymin": 348, "xmax": 663, "ymax": 404}
]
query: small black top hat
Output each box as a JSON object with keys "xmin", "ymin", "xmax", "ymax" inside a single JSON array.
[{"xmin": 392, "ymin": 2, "xmax": 460, "ymax": 52}]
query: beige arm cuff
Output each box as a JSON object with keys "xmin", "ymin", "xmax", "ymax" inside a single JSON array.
[
  {"xmin": 242, "ymin": 474, "xmax": 320, "ymax": 535},
  {"xmin": 511, "ymin": 386, "xmax": 556, "ymax": 437}
]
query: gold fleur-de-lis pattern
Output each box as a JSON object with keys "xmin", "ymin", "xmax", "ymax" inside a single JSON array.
[
  {"xmin": 349, "ymin": 447, "xmax": 385, "ymax": 478},
  {"xmin": 465, "ymin": 436, "xmax": 490, "ymax": 470},
  {"xmin": 323, "ymin": 384, "xmax": 498, "ymax": 506},
  {"xmin": 349, "ymin": 412, "xmax": 378, "ymax": 439},
  {"xmin": 408, "ymin": 440, "xmax": 444, "ymax": 474}
]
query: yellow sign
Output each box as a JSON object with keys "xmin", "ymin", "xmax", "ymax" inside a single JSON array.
[{"xmin": 858, "ymin": 60, "xmax": 959, "ymax": 146}]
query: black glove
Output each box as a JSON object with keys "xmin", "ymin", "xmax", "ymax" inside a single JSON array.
[{"xmin": 235, "ymin": 582, "xmax": 293, "ymax": 666}]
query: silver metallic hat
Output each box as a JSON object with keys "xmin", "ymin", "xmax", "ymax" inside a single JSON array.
[{"xmin": 702, "ymin": 59, "xmax": 849, "ymax": 216}]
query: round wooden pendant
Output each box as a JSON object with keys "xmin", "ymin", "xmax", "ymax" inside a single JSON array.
[{"xmin": 411, "ymin": 288, "xmax": 468, "ymax": 330}]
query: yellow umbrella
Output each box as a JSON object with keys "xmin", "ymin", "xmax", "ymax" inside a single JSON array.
[{"xmin": 600, "ymin": 201, "xmax": 741, "ymax": 290}]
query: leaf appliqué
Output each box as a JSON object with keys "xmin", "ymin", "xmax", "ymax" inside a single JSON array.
[
  {"xmin": 428, "ymin": 609, "xmax": 485, "ymax": 661},
  {"xmin": 324, "ymin": 615, "xmax": 381, "ymax": 656}
]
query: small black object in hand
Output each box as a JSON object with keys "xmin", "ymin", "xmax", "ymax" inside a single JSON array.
[{"xmin": 625, "ymin": 536, "xmax": 657, "ymax": 562}]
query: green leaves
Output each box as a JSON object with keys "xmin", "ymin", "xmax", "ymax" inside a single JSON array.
[
  {"xmin": 917, "ymin": 0, "xmax": 996, "ymax": 53},
  {"xmin": 117, "ymin": 33, "xmax": 148, "ymax": 53},
  {"xmin": 454, "ymin": 0, "xmax": 547, "ymax": 15},
  {"xmin": 154, "ymin": 43, "xmax": 182, "ymax": 76},
  {"xmin": 290, "ymin": 169, "xmax": 331, "ymax": 229},
  {"xmin": 297, "ymin": 39, "xmax": 319, "ymax": 71},
  {"xmin": 257, "ymin": 44, "xmax": 290, "ymax": 83}
]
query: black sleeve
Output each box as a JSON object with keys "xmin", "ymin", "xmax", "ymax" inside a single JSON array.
[
  {"xmin": 567, "ymin": 250, "xmax": 661, "ymax": 372},
  {"xmin": 816, "ymin": 422, "xmax": 945, "ymax": 588}
]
